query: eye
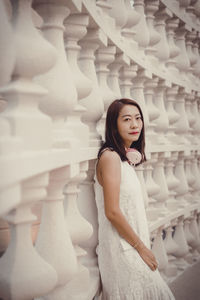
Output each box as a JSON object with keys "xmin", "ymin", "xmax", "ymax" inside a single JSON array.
[
  {"xmin": 124, "ymin": 117, "xmax": 131, "ymax": 121},
  {"xmin": 136, "ymin": 116, "xmax": 142, "ymax": 120}
]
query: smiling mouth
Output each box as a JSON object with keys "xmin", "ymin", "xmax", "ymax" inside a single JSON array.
[{"xmin": 129, "ymin": 132, "xmax": 139, "ymax": 135}]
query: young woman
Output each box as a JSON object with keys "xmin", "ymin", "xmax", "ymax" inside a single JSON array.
[{"xmin": 95, "ymin": 98, "xmax": 175, "ymax": 299}]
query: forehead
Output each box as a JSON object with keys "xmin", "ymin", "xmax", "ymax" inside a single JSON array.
[{"xmin": 119, "ymin": 104, "xmax": 140, "ymax": 116}]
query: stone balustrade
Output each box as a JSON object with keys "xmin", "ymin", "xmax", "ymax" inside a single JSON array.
[{"xmin": 0, "ymin": 0, "xmax": 200, "ymax": 299}]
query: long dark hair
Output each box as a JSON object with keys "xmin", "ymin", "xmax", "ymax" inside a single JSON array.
[{"xmin": 98, "ymin": 98, "xmax": 146, "ymax": 164}]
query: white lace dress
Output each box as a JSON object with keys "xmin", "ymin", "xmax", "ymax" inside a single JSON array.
[{"xmin": 94, "ymin": 159, "xmax": 175, "ymax": 300}]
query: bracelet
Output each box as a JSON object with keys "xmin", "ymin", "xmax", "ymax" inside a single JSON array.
[{"xmin": 133, "ymin": 241, "xmax": 139, "ymax": 249}]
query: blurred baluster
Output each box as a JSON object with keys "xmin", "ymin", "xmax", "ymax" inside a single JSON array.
[{"xmin": 79, "ymin": 28, "xmax": 106, "ymax": 146}]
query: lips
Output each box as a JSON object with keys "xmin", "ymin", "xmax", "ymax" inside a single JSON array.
[{"xmin": 129, "ymin": 132, "xmax": 139, "ymax": 135}]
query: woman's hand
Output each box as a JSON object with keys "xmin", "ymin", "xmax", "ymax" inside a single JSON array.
[{"xmin": 136, "ymin": 242, "xmax": 158, "ymax": 271}]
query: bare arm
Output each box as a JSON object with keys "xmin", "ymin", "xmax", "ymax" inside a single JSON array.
[{"xmin": 97, "ymin": 150, "xmax": 158, "ymax": 271}]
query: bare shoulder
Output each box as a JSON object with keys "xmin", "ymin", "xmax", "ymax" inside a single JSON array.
[
  {"xmin": 97, "ymin": 150, "xmax": 121, "ymax": 186},
  {"xmin": 99, "ymin": 149, "xmax": 121, "ymax": 167}
]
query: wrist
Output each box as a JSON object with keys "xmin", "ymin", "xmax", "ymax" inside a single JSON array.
[{"xmin": 134, "ymin": 240, "xmax": 145, "ymax": 252}]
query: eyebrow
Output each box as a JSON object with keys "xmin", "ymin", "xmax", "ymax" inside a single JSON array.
[{"xmin": 121, "ymin": 113, "xmax": 141, "ymax": 117}]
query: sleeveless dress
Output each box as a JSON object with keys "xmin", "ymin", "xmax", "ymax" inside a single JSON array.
[{"xmin": 94, "ymin": 155, "xmax": 175, "ymax": 300}]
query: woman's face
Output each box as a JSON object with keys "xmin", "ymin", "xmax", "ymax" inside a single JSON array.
[{"xmin": 117, "ymin": 104, "xmax": 143, "ymax": 148}]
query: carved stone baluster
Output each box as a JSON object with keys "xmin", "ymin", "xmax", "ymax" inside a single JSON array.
[
  {"xmin": 120, "ymin": 63, "xmax": 137, "ymax": 98},
  {"xmin": 154, "ymin": 7, "xmax": 172, "ymax": 71},
  {"xmin": 191, "ymin": 153, "xmax": 200, "ymax": 200},
  {"xmin": 174, "ymin": 152, "xmax": 189, "ymax": 207},
  {"xmin": 144, "ymin": 77, "xmax": 160, "ymax": 146},
  {"xmin": 108, "ymin": 0, "xmax": 128, "ymax": 35},
  {"xmin": 135, "ymin": 163, "xmax": 149, "ymax": 208},
  {"xmin": 78, "ymin": 28, "xmax": 106, "ymax": 146},
  {"xmin": 0, "ymin": 0, "xmax": 58, "ymax": 297},
  {"xmin": 173, "ymin": 216, "xmax": 189, "ymax": 271},
  {"xmin": 183, "ymin": 217, "xmax": 196, "ymax": 264},
  {"xmin": 63, "ymin": 161, "xmax": 93, "ymax": 299},
  {"xmin": 165, "ymin": 85, "xmax": 180, "ymax": 144},
  {"xmin": 122, "ymin": 0, "xmax": 140, "ymax": 50},
  {"xmin": 152, "ymin": 226, "xmax": 168, "ymax": 274},
  {"xmin": 166, "ymin": 18, "xmax": 180, "ymax": 75},
  {"xmin": 36, "ymin": 167, "xmax": 78, "ymax": 300},
  {"xmin": 165, "ymin": 152, "xmax": 180, "ymax": 210},
  {"xmin": 153, "ymin": 79, "xmax": 169, "ymax": 144},
  {"xmin": 152, "ymin": 152, "xmax": 169, "ymax": 215},
  {"xmin": 108, "ymin": 52, "xmax": 129, "ymax": 99},
  {"xmin": 131, "ymin": 69, "xmax": 151, "ymax": 147},
  {"xmin": 95, "ymin": 45, "xmax": 116, "ymax": 138},
  {"xmin": 185, "ymin": 156, "xmax": 195, "ymax": 202},
  {"xmin": 192, "ymin": 93, "xmax": 200, "ymax": 144},
  {"xmin": 185, "ymin": 93, "xmax": 196, "ymax": 144},
  {"xmin": 175, "ymin": 25, "xmax": 190, "ymax": 80},
  {"xmin": 193, "ymin": 39, "xmax": 200, "ymax": 78},
  {"xmin": 0, "ymin": 174, "xmax": 58, "ymax": 300},
  {"xmin": 163, "ymin": 223, "xmax": 179, "ymax": 279},
  {"xmin": 64, "ymin": 12, "xmax": 92, "ymax": 147},
  {"xmin": 189, "ymin": 210, "xmax": 200, "ymax": 260},
  {"xmin": 132, "ymin": 0, "xmax": 150, "ymax": 54},
  {"xmin": 0, "ymin": 0, "xmax": 21, "ymax": 216},
  {"xmin": 174, "ymin": 87, "xmax": 190, "ymax": 144},
  {"xmin": 144, "ymin": 0, "xmax": 161, "ymax": 65},
  {"xmin": 186, "ymin": 30, "xmax": 198, "ymax": 79},
  {"xmin": 77, "ymin": 159, "xmax": 101, "ymax": 299},
  {"xmin": 34, "ymin": 0, "xmax": 78, "ymax": 148},
  {"xmin": 143, "ymin": 155, "xmax": 161, "ymax": 221}
]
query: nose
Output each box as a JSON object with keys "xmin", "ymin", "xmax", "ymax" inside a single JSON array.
[{"xmin": 131, "ymin": 119, "xmax": 138, "ymax": 128}]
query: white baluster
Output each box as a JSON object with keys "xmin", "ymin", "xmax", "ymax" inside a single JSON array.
[
  {"xmin": 193, "ymin": 40, "xmax": 200, "ymax": 78},
  {"xmin": 153, "ymin": 79, "xmax": 169, "ymax": 144},
  {"xmin": 144, "ymin": 0, "xmax": 161, "ymax": 65},
  {"xmin": 174, "ymin": 152, "xmax": 189, "ymax": 207},
  {"xmin": 165, "ymin": 152, "xmax": 180, "ymax": 210},
  {"xmin": 192, "ymin": 93, "xmax": 200, "ymax": 144},
  {"xmin": 108, "ymin": 52, "xmax": 129, "ymax": 99},
  {"xmin": 185, "ymin": 93, "xmax": 196, "ymax": 143},
  {"xmin": 166, "ymin": 17, "xmax": 180, "ymax": 75},
  {"xmin": 64, "ymin": 13, "xmax": 91, "ymax": 147},
  {"xmin": 34, "ymin": 0, "xmax": 78, "ymax": 148},
  {"xmin": 186, "ymin": 30, "xmax": 198, "ymax": 75},
  {"xmin": 135, "ymin": 163, "xmax": 149, "ymax": 208},
  {"xmin": 152, "ymin": 227, "xmax": 168, "ymax": 273},
  {"xmin": 144, "ymin": 77, "xmax": 160, "ymax": 146},
  {"xmin": 108, "ymin": 0, "xmax": 128, "ymax": 35},
  {"xmin": 143, "ymin": 155, "xmax": 161, "ymax": 221},
  {"xmin": 185, "ymin": 156, "xmax": 195, "ymax": 202},
  {"xmin": 132, "ymin": 0, "xmax": 150, "ymax": 54},
  {"xmin": 173, "ymin": 216, "xmax": 189, "ymax": 271},
  {"xmin": 36, "ymin": 167, "xmax": 78, "ymax": 300},
  {"xmin": 174, "ymin": 87, "xmax": 190, "ymax": 144},
  {"xmin": 152, "ymin": 152, "xmax": 169, "ymax": 214},
  {"xmin": 63, "ymin": 161, "xmax": 93, "ymax": 299},
  {"xmin": 184, "ymin": 217, "xmax": 196, "ymax": 264},
  {"xmin": 0, "ymin": 174, "xmax": 57, "ymax": 300},
  {"xmin": 165, "ymin": 85, "xmax": 180, "ymax": 143},
  {"xmin": 175, "ymin": 25, "xmax": 190, "ymax": 78},
  {"xmin": 191, "ymin": 153, "xmax": 200, "ymax": 200},
  {"xmin": 120, "ymin": 63, "xmax": 138, "ymax": 98},
  {"xmin": 154, "ymin": 7, "xmax": 172, "ymax": 70},
  {"xmin": 122, "ymin": 0, "xmax": 140, "ymax": 51},
  {"xmin": 189, "ymin": 211, "xmax": 200, "ymax": 259},
  {"xmin": 131, "ymin": 69, "xmax": 150, "ymax": 146},
  {"xmin": 95, "ymin": 45, "xmax": 116, "ymax": 138},
  {"xmin": 163, "ymin": 223, "xmax": 179, "ymax": 279},
  {"xmin": 78, "ymin": 28, "xmax": 105, "ymax": 146},
  {"xmin": 77, "ymin": 159, "xmax": 101, "ymax": 299}
]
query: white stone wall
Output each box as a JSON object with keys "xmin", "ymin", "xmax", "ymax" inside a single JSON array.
[{"xmin": 0, "ymin": 0, "xmax": 200, "ymax": 299}]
